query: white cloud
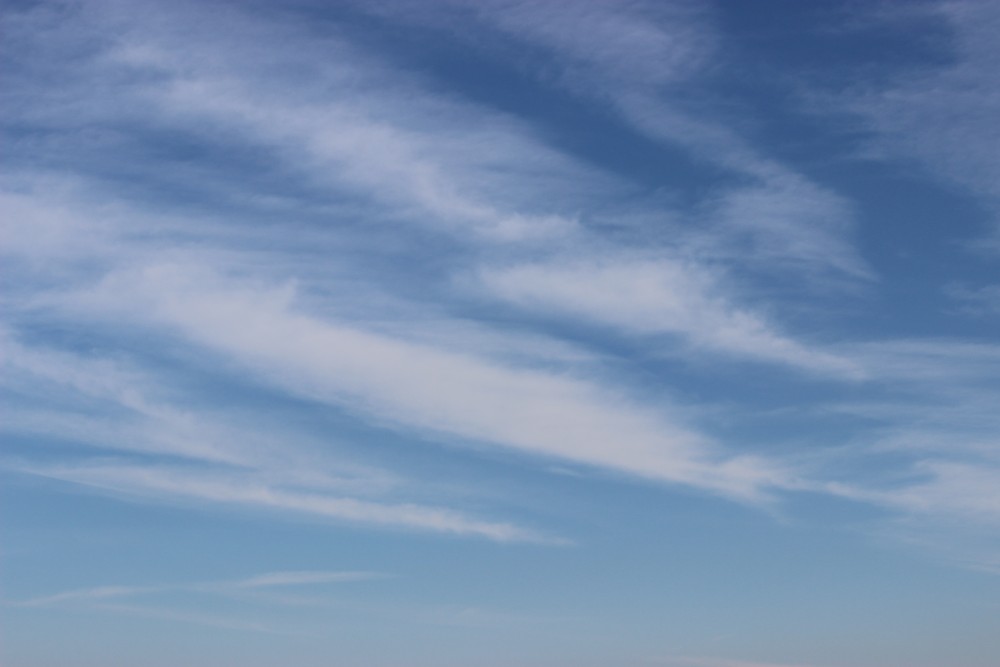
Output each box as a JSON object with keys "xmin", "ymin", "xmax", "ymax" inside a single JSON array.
[
  {"xmin": 807, "ymin": 338, "xmax": 1000, "ymax": 570},
  {"xmin": 15, "ymin": 567, "xmax": 542, "ymax": 636},
  {"xmin": 464, "ymin": 0, "xmax": 715, "ymax": 89},
  {"xmin": 838, "ymin": 1, "xmax": 1000, "ymax": 221},
  {"xmin": 657, "ymin": 656, "xmax": 827, "ymax": 667},
  {"xmin": 480, "ymin": 257, "xmax": 862, "ymax": 376},
  {"xmin": 846, "ymin": 339, "xmax": 1000, "ymax": 384},
  {"xmin": 819, "ymin": 457, "xmax": 1000, "ymax": 576},
  {"xmin": 19, "ymin": 585, "xmax": 167, "ymax": 608},
  {"xmin": 22, "ymin": 461, "xmax": 542, "ymax": 542},
  {"xmin": 19, "ymin": 569, "xmax": 387, "ymax": 608},
  {"xmin": 881, "ymin": 460, "xmax": 1000, "ymax": 523},
  {"xmin": 0, "ymin": 184, "xmax": 791, "ymax": 533},
  {"xmin": 7, "ymin": 0, "xmax": 996, "ymax": 581},
  {"xmin": 12, "ymin": 0, "xmax": 610, "ymax": 244},
  {"xmin": 232, "ymin": 571, "xmax": 385, "ymax": 588},
  {"xmin": 77, "ymin": 601, "xmax": 297, "ymax": 635},
  {"xmin": 947, "ymin": 283, "xmax": 1000, "ymax": 317},
  {"xmin": 2, "ymin": 327, "xmax": 547, "ymax": 540},
  {"xmin": 414, "ymin": 0, "xmax": 870, "ymax": 279},
  {"xmin": 67, "ymin": 261, "xmax": 791, "ymax": 503},
  {"xmin": 0, "ymin": 330, "xmax": 396, "ymax": 495}
]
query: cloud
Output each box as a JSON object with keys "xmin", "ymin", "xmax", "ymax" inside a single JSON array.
[
  {"xmin": 18, "ymin": 569, "xmax": 387, "ymax": 608},
  {"xmin": 233, "ymin": 571, "xmax": 385, "ymax": 588},
  {"xmin": 823, "ymin": 459, "xmax": 1000, "ymax": 576},
  {"xmin": 4, "ymin": 0, "xmax": 996, "ymax": 584},
  {"xmin": 657, "ymin": 656, "xmax": 827, "ymax": 667},
  {"xmin": 91, "ymin": 602, "xmax": 294, "ymax": 634},
  {"xmin": 66, "ymin": 261, "xmax": 791, "ymax": 503},
  {"xmin": 18, "ymin": 585, "xmax": 168, "ymax": 608},
  {"xmin": 2, "ymin": 327, "xmax": 547, "ymax": 541},
  {"xmin": 14, "ymin": 568, "xmax": 547, "ymax": 636},
  {"xmin": 31, "ymin": 465, "xmax": 551, "ymax": 542},
  {"xmin": 480, "ymin": 257, "xmax": 862, "ymax": 376},
  {"xmin": 463, "ymin": 0, "xmax": 715, "ymax": 89},
  {"xmin": 810, "ymin": 338, "xmax": 1000, "ymax": 570},
  {"xmin": 838, "ymin": 1, "xmax": 1000, "ymax": 220},
  {"xmin": 0, "ymin": 329, "xmax": 397, "ymax": 495},
  {"xmin": 0, "ymin": 181, "xmax": 790, "ymax": 536},
  {"xmin": 3, "ymin": 0, "xmax": 611, "ymax": 243},
  {"xmin": 389, "ymin": 0, "xmax": 870, "ymax": 279},
  {"xmin": 847, "ymin": 338, "xmax": 1000, "ymax": 384},
  {"xmin": 946, "ymin": 283, "xmax": 1000, "ymax": 317},
  {"xmin": 881, "ymin": 460, "xmax": 1000, "ymax": 523},
  {"xmin": 18, "ymin": 459, "xmax": 543, "ymax": 542}
]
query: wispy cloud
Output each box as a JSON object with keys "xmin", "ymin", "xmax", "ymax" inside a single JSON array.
[
  {"xmin": 65, "ymin": 261, "xmax": 792, "ymax": 502},
  {"xmin": 4, "ymin": 0, "xmax": 606, "ymax": 243},
  {"xmin": 18, "ymin": 585, "xmax": 168, "ymax": 608},
  {"xmin": 655, "ymin": 656, "xmax": 829, "ymax": 667},
  {"xmin": 811, "ymin": 338, "xmax": 1000, "ymax": 569},
  {"xmin": 2, "ymin": 0, "xmax": 998, "ymax": 603},
  {"xmin": 0, "ymin": 327, "xmax": 398, "ymax": 494},
  {"xmin": 1, "ymin": 327, "xmax": 546, "ymax": 541},
  {"xmin": 480, "ymin": 256, "xmax": 862, "ymax": 376},
  {"xmin": 1, "ymin": 181, "xmax": 795, "ymax": 535},
  {"xmin": 86, "ymin": 602, "xmax": 292, "ymax": 635},
  {"xmin": 4, "ymin": 2, "xmax": 1000, "ymax": 664},
  {"xmin": 18, "ymin": 570, "xmax": 387, "ymax": 608},
  {"xmin": 18, "ymin": 460, "xmax": 544, "ymax": 542},
  {"xmin": 836, "ymin": 1, "xmax": 1000, "ymax": 224},
  {"xmin": 232, "ymin": 571, "xmax": 385, "ymax": 588},
  {"xmin": 946, "ymin": 283, "xmax": 1000, "ymax": 317},
  {"xmin": 384, "ymin": 0, "xmax": 870, "ymax": 279},
  {"xmin": 14, "ymin": 569, "xmax": 552, "ymax": 637}
]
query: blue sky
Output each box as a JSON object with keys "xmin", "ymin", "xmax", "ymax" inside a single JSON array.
[{"xmin": 2, "ymin": 0, "xmax": 1000, "ymax": 665}]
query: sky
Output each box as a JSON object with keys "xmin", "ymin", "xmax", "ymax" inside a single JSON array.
[{"xmin": 2, "ymin": 0, "xmax": 1000, "ymax": 665}]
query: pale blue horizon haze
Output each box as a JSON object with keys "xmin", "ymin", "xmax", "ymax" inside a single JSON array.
[{"xmin": 2, "ymin": 1, "xmax": 1000, "ymax": 666}]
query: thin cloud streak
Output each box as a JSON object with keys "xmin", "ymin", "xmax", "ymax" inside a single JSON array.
[
  {"xmin": 19, "ymin": 461, "xmax": 546, "ymax": 543},
  {"xmin": 481, "ymin": 258, "xmax": 862, "ymax": 376},
  {"xmin": 233, "ymin": 571, "xmax": 387, "ymax": 588},
  {"xmin": 86, "ymin": 602, "xmax": 301, "ymax": 636},
  {"xmin": 658, "ymin": 656, "xmax": 830, "ymax": 667},
  {"xmin": 17, "ymin": 570, "xmax": 388, "ymax": 608}
]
